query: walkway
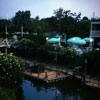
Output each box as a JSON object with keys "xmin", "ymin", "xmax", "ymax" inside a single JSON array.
[
  {"xmin": 21, "ymin": 57, "xmax": 100, "ymax": 88},
  {"xmin": 24, "ymin": 71, "xmax": 69, "ymax": 83}
]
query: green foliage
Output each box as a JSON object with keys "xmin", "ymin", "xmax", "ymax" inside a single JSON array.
[
  {"xmin": 37, "ymin": 46, "xmax": 55, "ymax": 62},
  {"xmin": 0, "ymin": 19, "xmax": 15, "ymax": 34},
  {"xmin": 21, "ymin": 34, "xmax": 46, "ymax": 45},
  {"xmin": 37, "ymin": 46, "xmax": 77, "ymax": 66},
  {"xmin": 13, "ymin": 38, "xmax": 42, "ymax": 58},
  {"xmin": 0, "ymin": 32, "xmax": 6, "ymax": 38},
  {"xmin": 65, "ymin": 47, "xmax": 76, "ymax": 54},
  {"xmin": 0, "ymin": 53, "xmax": 23, "ymax": 86},
  {"xmin": 43, "ymin": 45, "xmax": 54, "ymax": 51},
  {"xmin": 0, "ymin": 9, "xmax": 94, "ymax": 38},
  {"xmin": 56, "ymin": 45, "xmax": 66, "ymax": 53},
  {"xmin": 75, "ymin": 51, "xmax": 100, "ymax": 76},
  {"xmin": 18, "ymin": 38, "xmax": 35, "ymax": 50},
  {"xmin": 62, "ymin": 47, "xmax": 77, "ymax": 66},
  {"xmin": 0, "ymin": 86, "xmax": 16, "ymax": 100},
  {"xmin": 83, "ymin": 51, "xmax": 100, "ymax": 75},
  {"xmin": 13, "ymin": 10, "xmax": 31, "ymax": 29}
]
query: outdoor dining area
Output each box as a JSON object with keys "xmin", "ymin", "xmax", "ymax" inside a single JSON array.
[
  {"xmin": 46, "ymin": 35, "xmax": 95, "ymax": 55},
  {"xmin": 67, "ymin": 37, "xmax": 94, "ymax": 54}
]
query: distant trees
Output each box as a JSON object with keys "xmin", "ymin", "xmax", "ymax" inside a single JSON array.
[
  {"xmin": 0, "ymin": 8, "xmax": 99, "ymax": 38},
  {"xmin": 0, "ymin": 19, "xmax": 14, "ymax": 38},
  {"xmin": 53, "ymin": 8, "xmax": 90, "ymax": 38},
  {"xmin": 13, "ymin": 10, "xmax": 32, "ymax": 32},
  {"xmin": 13, "ymin": 11, "xmax": 47, "ymax": 34}
]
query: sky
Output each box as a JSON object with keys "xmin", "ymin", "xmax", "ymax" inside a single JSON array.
[{"xmin": 0, "ymin": 0, "xmax": 100, "ymax": 19}]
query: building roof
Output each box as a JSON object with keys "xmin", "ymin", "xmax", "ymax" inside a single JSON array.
[
  {"xmin": 0, "ymin": 38, "xmax": 13, "ymax": 47},
  {"xmin": 91, "ymin": 22, "xmax": 100, "ymax": 24}
]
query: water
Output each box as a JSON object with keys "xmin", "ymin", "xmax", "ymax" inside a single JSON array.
[{"xmin": 20, "ymin": 77, "xmax": 100, "ymax": 100}]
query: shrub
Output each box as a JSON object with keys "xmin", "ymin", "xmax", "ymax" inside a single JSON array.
[
  {"xmin": 0, "ymin": 53, "xmax": 23, "ymax": 87},
  {"xmin": 0, "ymin": 85, "xmax": 16, "ymax": 100},
  {"xmin": 84, "ymin": 51, "xmax": 100, "ymax": 76},
  {"xmin": 37, "ymin": 46, "xmax": 55, "ymax": 62},
  {"xmin": 76, "ymin": 51, "xmax": 100, "ymax": 76}
]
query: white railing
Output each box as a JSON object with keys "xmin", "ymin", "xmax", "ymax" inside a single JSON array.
[{"xmin": 90, "ymin": 31, "xmax": 100, "ymax": 37}]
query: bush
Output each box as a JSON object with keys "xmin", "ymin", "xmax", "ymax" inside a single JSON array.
[
  {"xmin": 12, "ymin": 38, "xmax": 40, "ymax": 57},
  {"xmin": 84, "ymin": 51, "xmax": 100, "ymax": 76},
  {"xmin": 0, "ymin": 85, "xmax": 16, "ymax": 100},
  {"xmin": 37, "ymin": 46, "xmax": 77, "ymax": 66},
  {"xmin": 75, "ymin": 51, "xmax": 100, "ymax": 76},
  {"xmin": 62, "ymin": 47, "xmax": 77, "ymax": 66},
  {"xmin": 37, "ymin": 46, "xmax": 55, "ymax": 62},
  {"xmin": 0, "ymin": 53, "xmax": 23, "ymax": 87}
]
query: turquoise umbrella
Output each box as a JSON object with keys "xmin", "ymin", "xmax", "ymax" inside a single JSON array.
[
  {"xmin": 75, "ymin": 39, "xmax": 86, "ymax": 45},
  {"xmin": 47, "ymin": 38, "xmax": 60, "ymax": 43},
  {"xmin": 67, "ymin": 37, "xmax": 86, "ymax": 45},
  {"xmin": 83, "ymin": 37, "xmax": 94, "ymax": 42},
  {"xmin": 55, "ymin": 35, "xmax": 62, "ymax": 38},
  {"xmin": 97, "ymin": 42, "xmax": 100, "ymax": 46}
]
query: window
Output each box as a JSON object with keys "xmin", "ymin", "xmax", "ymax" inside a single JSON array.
[{"xmin": 92, "ymin": 24, "xmax": 100, "ymax": 31}]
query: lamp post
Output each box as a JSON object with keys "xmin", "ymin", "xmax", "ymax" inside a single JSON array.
[
  {"xmin": 46, "ymin": 37, "xmax": 49, "ymax": 45},
  {"xmin": 98, "ymin": 75, "xmax": 100, "ymax": 88},
  {"xmin": 73, "ymin": 38, "xmax": 75, "ymax": 47},
  {"xmin": 21, "ymin": 26, "xmax": 23, "ymax": 37},
  {"xmin": 53, "ymin": 44, "xmax": 57, "ymax": 77},
  {"xmin": 85, "ymin": 59, "xmax": 87, "ymax": 75},
  {"xmin": 46, "ymin": 37, "xmax": 49, "ymax": 40},
  {"xmin": 90, "ymin": 39, "xmax": 93, "ymax": 51},
  {"xmin": 5, "ymin": 21, "xmax": 8, "ymax": 54},
  {"xmin": 83, "ymin": 58, "xmax": 87, "ymax": 85},
  {"xmin": 5, "ymin": 25, "xmax": 8, "ymax": 39},
  {"xmin": 64, "ymin": 33, "xmax": 67, "ymax": 46},
  {"xmin": 58, "ymin": 37, "xmax": 61, "ymax": 46}
]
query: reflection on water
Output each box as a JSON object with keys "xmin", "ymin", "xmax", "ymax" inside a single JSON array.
[{"xmin": 20, "ymin": 77, "xmax": 100, "ymax": 100}]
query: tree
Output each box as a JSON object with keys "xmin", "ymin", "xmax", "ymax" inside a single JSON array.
[
  {"xmin": 43, "ymin": 16, "xmax": 58, "ymax": 32},
  {"xmin": 18, "ymin": 38, "xmax": 36, "ymax": 51},
  {"xmin": 14, "ymin": 38, "xmax": 41, "ymax": 58},
  {"xmin": 83, "ymin": 51, "xmax": 100, "ymax": 76},
  {"xmin": 82, "ymin": 16, "xmax": 89, "ymax": 21},
  {"xmin": 54, "ymin": 8, "xmax": 64, "ymax": 19},
  {"xmin": 0, "ymin": 19, "xmax": 14, "ymax": 38},
  {"xmin": 13, "ymin": 10, "xmax": 31, "ymax": 32}
]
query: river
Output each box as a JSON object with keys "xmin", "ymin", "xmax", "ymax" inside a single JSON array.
[{"xmin": 19, "ymin": 77, "xmax": 100, "ymax": 100}]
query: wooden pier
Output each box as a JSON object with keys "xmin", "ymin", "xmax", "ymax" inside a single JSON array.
[{"xmin": 24, "ymin": 71, "xmax": 70, "ymax": 83}]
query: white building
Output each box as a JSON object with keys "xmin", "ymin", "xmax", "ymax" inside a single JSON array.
[{"xmin": 90, "ymin": 22, "xmax": 100, "ymax": 48}]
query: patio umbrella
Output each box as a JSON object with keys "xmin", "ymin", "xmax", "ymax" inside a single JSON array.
[
  {"xmin": 67, "ymin": 37, "xmax": 86, "ymax": 45},
  {"xmin": 97, "ymin": 42, "xmax": 100, "ymax": 46},
  {"xmin": 83, "ymin": 37, "xmax": 94, "ymax": 42},
  {"xmin": 75, "ymin": 39, "xmax": 86, "ymax": 45},
  {"xmin": 47, "ymin": 38, "xmax": 60, "ymax": 43},
  {"xmin": 55, "ymin": 35, "xmax": 62, "ymax": 38}
]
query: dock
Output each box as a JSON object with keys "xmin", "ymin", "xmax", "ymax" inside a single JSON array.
[{"xmin": 24, "ymin": 71, "xmax": 70, "ymax": 83}]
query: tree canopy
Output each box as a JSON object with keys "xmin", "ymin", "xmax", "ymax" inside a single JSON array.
[{"xmin": 0, "ymin": 8, "xmax": 100, "ymax": 38}]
